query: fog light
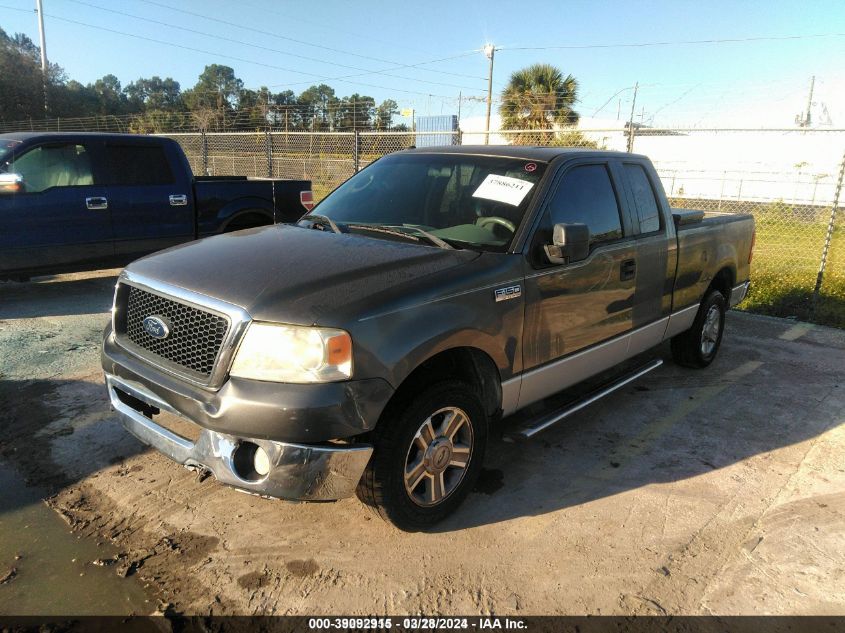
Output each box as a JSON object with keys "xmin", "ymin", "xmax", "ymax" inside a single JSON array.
[{"xmin": 253, "ymin": 446, "xmax": 271, "ymax": 477}]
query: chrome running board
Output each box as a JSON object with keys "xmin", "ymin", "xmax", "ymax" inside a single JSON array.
[{"xmin": 504, "ymin": 359, "xmax": 664, "ymax": 441}]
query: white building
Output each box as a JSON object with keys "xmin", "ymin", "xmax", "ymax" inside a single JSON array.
[{"xmin": 457, "ymin": 114, "xmax": 843, "ymax": 205}]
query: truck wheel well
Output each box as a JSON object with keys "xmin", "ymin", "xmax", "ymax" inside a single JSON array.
[
  {"xmin": 223, "ymin": 211, "xmax": 273, "ymax": 233},
  {"xmin": 384, "ymin": 348, "xmax": 502, "ymax": 422},
  {"xmin": 710, "ymin": 267, "xmax": 734, "ymax": 301}
]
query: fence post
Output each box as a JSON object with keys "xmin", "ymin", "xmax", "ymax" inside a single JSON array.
[
  {"xmin": 626, "ymin": 122, "xmax": 636, "ymax": 153},
  {"xmin": 813, "ymin": 150, "xmax": 845, "ymax": 303},
  {"xmin": 265, "ymin": 129, "xmax": 273, "ymax": 178},
  {"xmin": 201, "ymin": 130, "xmax": 209, "ymax": 176},
  {"xmin": 353, "ymin": 130, "xmax": 360, "ymax": 173}
]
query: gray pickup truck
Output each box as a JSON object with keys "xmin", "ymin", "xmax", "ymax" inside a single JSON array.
[{"xmin": 101, "ymin": 147, "xmax": 755, "ymax": 530}]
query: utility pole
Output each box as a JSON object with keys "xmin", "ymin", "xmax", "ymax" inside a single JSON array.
[
  {"xmin": 484, "ymin": 44, "xmax": 496, "ymax": 145},
  {"xmin": 626, "ymin": 81, "xmax": 639, "ymax": 153},
  {"xmin": 36, "ymin": 0, "xmax": 49, "ymax": 116},
  {"xmin": 457, "ymin": 91, "xmax": 462, "ymax": 125},
  {"xmin": 800, "ymin": 75, "xmax": 815, "ymax": 128}
]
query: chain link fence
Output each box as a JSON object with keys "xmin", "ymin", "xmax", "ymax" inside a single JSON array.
[{"xmin": 158, "ymin": 127, "xmax": 845, "ymax": 328}]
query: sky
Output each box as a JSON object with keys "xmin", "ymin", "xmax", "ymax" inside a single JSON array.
[{"xmin": 1, "ymin": 0, "xmax": 844, "ymax": 128}]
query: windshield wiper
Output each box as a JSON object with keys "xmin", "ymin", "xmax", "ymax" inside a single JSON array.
[
  {"xmin": 344, "ymin": 224, "xmax": 429, "ymax": 245},
  {"xmin": 346, "ymin": 224, "xmax": 454, "ymax": 250},
  {"xmin": 310, "ymin": 219, "xmax": 456, "ymax": 250},
  {"xmin": 301, "ymin": 213, "xmax": 342, "ymax": 234},
  {"xmin": 381, "ymin": 225, "xmax": 454, "ymax": 250}
]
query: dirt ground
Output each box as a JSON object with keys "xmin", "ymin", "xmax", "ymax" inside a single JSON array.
[{"xmin": 1, "ymin": 270, "xmax": 844, "ymax": 616}]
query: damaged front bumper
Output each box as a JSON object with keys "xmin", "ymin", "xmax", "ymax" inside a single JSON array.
[{"xmin": 105, "ymin": 373, "xmax": 373, "ymax": 501}]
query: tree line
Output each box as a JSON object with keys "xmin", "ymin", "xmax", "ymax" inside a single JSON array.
[
  {"xmin": 0, "ymin": 26, "xmax": 403, "ymax": 132},
  {"xmin": 2, "ymin": 24, "xmax": 592, "ymax": 145}
]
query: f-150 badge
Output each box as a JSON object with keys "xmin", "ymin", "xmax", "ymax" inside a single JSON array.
[{"xmin": 494, "ymin": 285, "xmax": 522, "ymax": 302}]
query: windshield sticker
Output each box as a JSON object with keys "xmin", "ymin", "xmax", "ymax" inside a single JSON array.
[{"xmin": 472, "ymin": 174, "xmax": 535, "ymax": 206}]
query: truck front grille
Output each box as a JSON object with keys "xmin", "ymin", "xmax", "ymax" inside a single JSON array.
[{"xmin": 119, "ymin": 285, "xmax": 230, "ymax": 379}]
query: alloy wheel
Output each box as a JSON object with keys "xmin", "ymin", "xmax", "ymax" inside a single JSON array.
[
  {"xmin": 700, "ymin": 304, "xmax": 722, "ymax": 356},
  {"xmin": 403, "ymin": 406, "xmax": 473, "ymax": 506}
]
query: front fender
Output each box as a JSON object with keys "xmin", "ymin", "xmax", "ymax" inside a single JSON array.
[{"xmin": 352, "ymin": 291, "xmax": 524, "ymax": 391}]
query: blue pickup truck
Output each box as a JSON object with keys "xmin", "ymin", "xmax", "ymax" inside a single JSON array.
[{"xmin": 0, "ymin": 132, "xmax": 312, "ymax": 280}]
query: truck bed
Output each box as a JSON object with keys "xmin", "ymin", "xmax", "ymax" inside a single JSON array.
[
  {"xmin": 194, "ymin": 177, "xmax": 310, "ymax": 237},
  {"xmin": 672, "ymin": 208, "xmax": 755, "ymax": 310}
]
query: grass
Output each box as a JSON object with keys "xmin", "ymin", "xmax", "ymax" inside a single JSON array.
[{"xmin": 728, "ymin": 216, "xmax": 845, "ymax": 328}]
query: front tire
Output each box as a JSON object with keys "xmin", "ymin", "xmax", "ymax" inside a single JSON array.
[
  {"xmin": 357, "ymin": 381, "xmax": 488, "ymax": 531},
  {"xmin": 671, "ymin": 289, "xmax": 726, "ymax": 368}
]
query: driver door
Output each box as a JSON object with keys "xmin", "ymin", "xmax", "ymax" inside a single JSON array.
[
  {"xmin": 519, "ymin": 161, "xmax": 637, "ymax": 404},
  {"xmin": 0, "ymin": 141, "xmax": 113, "ymax": 274}
]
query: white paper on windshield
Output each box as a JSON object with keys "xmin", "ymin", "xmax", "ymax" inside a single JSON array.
[{"xmin": 472, "ymin": 174, "xmax": 535, "ymax": 206}]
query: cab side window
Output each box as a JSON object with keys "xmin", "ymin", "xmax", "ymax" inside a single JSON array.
[
  {"xmin": 104, "ymin": 145, "xmax": 174, "ymax": 186},
  {"xmin": 624, "ymin": 163, "xmax": 661, "ymax": 234},
  {"xmin": 530, "ymin": 165, "xmax": 625, "ymax": 268},
  {"xmin": 531, "ymin": 164, "xmax": 624, "ymax": 267},
  {"xmin": 11, "ymin": 144, "xmax": 94, "ymax": 193},
  {"xmin": 548, "ymin": 164, "xmax": 623, "ymax": 246}
]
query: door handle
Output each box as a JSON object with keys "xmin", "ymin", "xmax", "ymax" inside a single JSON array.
[
  {"xmin": 169, "ymin": 194, "xmax": 188, "ymax": 206},
  {"xmin": 620, "ymin": 259, "xmax": 636, "ymax": 281},
  {"xmin": 86, "ymin": 196, "xmax": 108, "ymax": 210}
]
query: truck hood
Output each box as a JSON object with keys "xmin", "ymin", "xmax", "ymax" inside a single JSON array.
[{"xmin": 126, "ymin": 224, "xmax": 481, "ymax": 325}]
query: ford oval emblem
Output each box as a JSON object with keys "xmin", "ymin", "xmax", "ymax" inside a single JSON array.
[{"xmin": 142, "ymin": 315, "xmax": 171, "ymax": 339}]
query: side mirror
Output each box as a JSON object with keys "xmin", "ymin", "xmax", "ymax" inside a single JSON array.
[
  {"xmin": 544, "ymin": 222, "xmax": 590, "ymax": 265},
  {"xmin": 0, "ymin": 173, "xmax": 23, "ymax": 195}
]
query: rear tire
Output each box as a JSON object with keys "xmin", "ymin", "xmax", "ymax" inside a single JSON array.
[
  {"xmin": 223, "ymin": 212, "xmax": 272, "ymax": 233},
  {"xmin": 671, "ymin": 289, "xmax": 726, "ymax": 368},
  {"xmin": 357, "ymin": 381, "xmax": 488, "ymax": 531}
]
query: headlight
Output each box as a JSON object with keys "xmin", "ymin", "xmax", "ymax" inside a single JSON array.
[{"xmin": 230, "ymin": 322, "xmax": 352, "ymax": 383}]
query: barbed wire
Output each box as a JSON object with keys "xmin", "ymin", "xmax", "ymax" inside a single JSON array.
[{"xmin": 4, "ymin": 101, "xmax": 845, "ymax": 135}]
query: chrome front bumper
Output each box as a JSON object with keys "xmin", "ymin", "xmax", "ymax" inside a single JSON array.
[{"xmin": 105, "ymin": 373, "xmax": 373, "ymax": 501}]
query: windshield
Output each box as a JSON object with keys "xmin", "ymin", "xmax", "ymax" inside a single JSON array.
[
  {"xmin": 307, "ymin": 153, "xmax": 548, "ymax": 252},
  {"xmin": 0, "ymin": 139, "xmax": 21, "ymax": 170}
]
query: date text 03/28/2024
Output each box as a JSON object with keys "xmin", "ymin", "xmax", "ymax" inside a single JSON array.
[{"xmin": 307, "ymin": 617, "xmax": 527, "ymax": 629}]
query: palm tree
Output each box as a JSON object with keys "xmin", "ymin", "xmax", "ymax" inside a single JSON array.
[{"xmin": 499, "ymin": 64, "xmax": 580, "ymax": 145}]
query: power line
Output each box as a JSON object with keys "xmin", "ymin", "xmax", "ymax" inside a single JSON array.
[
  {"xmin": 58, "ymin": 0, "xmax": 485, "ymax": 92},
  {"xmin": 205, "ymin": 0, "xmax": 435, "ymax": 58},
  {"xmin": 649, "ymin": 84, "xmax": 703, "ymax": 120},
  {"xmin": 132, "ymin": 0, "xmax": 486, "ymax": 82},
  {"xmin": 0, "ymin": 5, "xmax": 462, "ymax": 98},
  {"xmin": 0, "ymin": 5, "xmax": 32, "ymax": 15},
  {"xmin": 503, "ymin": 32, "xmax": 845, "ymax": 51},
  {"xmin": 591, "ymin": 86, "xmax": 636, "ymax": 118},
  {"xmin": 281, "ymin": 52, "xmax": 482, "ymax": 89}
]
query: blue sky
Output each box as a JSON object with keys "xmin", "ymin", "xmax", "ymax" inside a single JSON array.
[{"xmin": 1, "ymin": 0, "xmax": 843, "ymax": 127}]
